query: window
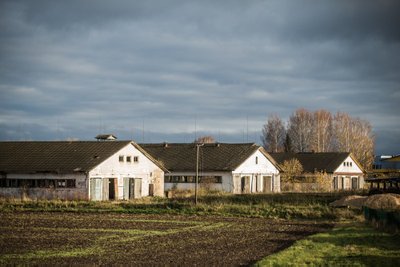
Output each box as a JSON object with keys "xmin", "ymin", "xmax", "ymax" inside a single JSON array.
[
  {"xmin": 0, "ymin": 179, "xmax": 76, "ymax": 188},
  {"xmin": 350, "ymin": 162, "xmax": 353, "ymax": 167},
  {"xmin": 126, "ymin": 156, "xmax": 132, "ymax": 163},
  {"xmin": 66, "ymin": 179, "xmax": 76, "ymax": 188},
  {"xmin": 255, "ymin": 156, "xmax": 258, "ymax": 165},
  {"xmin": 57, "ymin": 180, "xmax": 66, "ymax": 188},
  {"xmin": 119, "ymin": 155, "xmax": 124, "ymax": 162},
  {"xmin": 133, "ymin": 156, "xmax": 139, "ymax": 163},
  {"xmin": 38, "ymin": 179, "xmax": 47, "ymax": 188},
  {"xmin": 343, "ymin": 162, "xmax": 346, "ymax": 167}
]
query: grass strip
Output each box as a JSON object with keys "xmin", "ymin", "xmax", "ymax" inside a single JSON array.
[{"xmin": 255, "ymin": 223, "xmax": 400, "ymax": 267}]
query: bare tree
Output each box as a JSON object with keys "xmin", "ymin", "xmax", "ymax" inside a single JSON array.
[
  {"xmin": 287, "ymin": 108, "xmax": 313, "ymax": 152},
  {"xmin": 311, "ymin": 109, "xmax": 333, "ymax": 152},
  {"xmin": 348, "ymin": 117, "xmax": 374, "ymax": 170},
  {"xmin": 195, "ymin": 135, "xmax": 216, "ymax": 143},
  {"xmin": 333, "ymin": 112, "xmax": 374, "ymax": 169},
  {"xmin": 332, "ymin": 112, "xmax": 352, "ymax": 152},
  {"xmin": 261, "ymin": 114, "xmax": 286, "ymax": 152}
]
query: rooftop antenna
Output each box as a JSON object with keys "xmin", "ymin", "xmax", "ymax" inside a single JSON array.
[
  {"xmin": 246, "ymin": 115, "xmax": 249, "ymax": 142},
  {"xmin": 56, "ymin": 118, "xmax": 61, "ymax": 140},
  {"xmin": 142, "ymin": 118, "xmax": 145, "ymax": 143},
  {"xmin": 194, "ymin": 114, "xmax": 197, "ymax": 141}
]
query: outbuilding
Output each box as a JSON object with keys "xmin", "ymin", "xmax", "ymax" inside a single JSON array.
[
  {"xmin": 270, "ymin": 152, "xmax": 365, "ymax": 190},
  {"xmin": 140, "ymin": 143, "xmax": 281, "ymax": 194},
  {"xmin": 0, "ymin": 141, "xmax": 165, "ymax": 200}
]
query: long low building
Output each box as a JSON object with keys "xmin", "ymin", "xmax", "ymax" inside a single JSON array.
[
  {"xmin": 0, "ymin": 141, "xmax": 166, "ymax": 200},
  {"xmin": 140, "ymin": 143, "xmax": 282, "ymax": 194}
]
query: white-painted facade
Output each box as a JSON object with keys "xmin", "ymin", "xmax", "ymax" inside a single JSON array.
[
  {"xmin": 332, "ymin": 155, "xmax": 365, "ymax": 190},
  {"xmin": 88, "ymin": 143, "xmax": 164, "ymax": 200},
  {"xmin": 0, "ymin": 143, "xmax": 164, "ymax": 200},
  {"xmin": 165, "ymin": 149, "xmax": 281, "ymax": 193}
]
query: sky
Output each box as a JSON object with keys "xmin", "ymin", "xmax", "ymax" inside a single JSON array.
[{"xmin": 0, "ymin": 0, "xmax": 399, "ymax": 154}]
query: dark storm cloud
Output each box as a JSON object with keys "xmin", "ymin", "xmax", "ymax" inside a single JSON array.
[{"xmin": 0, "ymin": 0, "xmax": 399, "ymax": 154}]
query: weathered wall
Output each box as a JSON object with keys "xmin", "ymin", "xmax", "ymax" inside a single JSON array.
[
  {"xmin": 164, "ymin": 172, "xmax": 232, "ymax": 192},
  {"xmin": 0, "ymin": 173, "xmax": 87, "ymax": 200}
]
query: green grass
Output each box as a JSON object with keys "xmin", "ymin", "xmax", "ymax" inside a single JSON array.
[
  {"xmin": 255, "ymin": 223, "xmax": 400, "ymax": 267},
  {"xmin": 0, "ymin": 192, "xmax": 364, "ymax": 220}
]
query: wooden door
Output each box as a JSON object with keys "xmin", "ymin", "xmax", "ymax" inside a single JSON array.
[
  {"xmin": 263, "ymin": 176, "xmax": 272, "ymax": 193},
  {"xmin": 90, "ymin": 178, "xmax": 103, "ymax": 201},
  {"xmin": 241, "ymin": 176, "xmax": 250, "ymax": 194},
  {"xmin": 133, "ymin": 178, "xmax": 142, "ymax": 198}
]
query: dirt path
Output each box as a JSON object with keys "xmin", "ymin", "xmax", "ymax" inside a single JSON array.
[{"xmin": 0, "ymin": 212, "xmax": 332, "ymax": 266}]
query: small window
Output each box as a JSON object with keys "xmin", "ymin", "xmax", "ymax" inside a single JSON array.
[
  {"xmin": 350, "ymin": 162, "xmax": 353, "ymax": 167},
  {"xmin": 126, "ymin": 156, "xmax": 132, "ymax": 163},
  {"xmin": 133, "ymin": 156, "xmax": 139, "ymax": 163},
  {"xmin": 119, "ymin": 155, "xmax": 124, "ymax": 162},
  {"xmin": 57, "ymin": 180, "xmax": 66, "ymax": 188},
  {"xmin": 255, "ymin": 156, "xmax": 258, "ymax": 165},
  {"xmin": 343, "ymin": 162, "xmax": 346, "ymax": 167},
  {"xmin": 66, "ymin": 179, "xmax": 76, "ymax": 188},
  {"xmin": 38, "ymin": 179, "xmax": 46, "ymax": 188}
]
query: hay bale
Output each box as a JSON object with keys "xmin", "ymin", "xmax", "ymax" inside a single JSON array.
[
  {"xmin": 364, "ymin": 193, "xmax": 400, "ymax": 210},
  {"xmin": 330, "ymin": 195, "xmax": 367, "ymax": 209}
]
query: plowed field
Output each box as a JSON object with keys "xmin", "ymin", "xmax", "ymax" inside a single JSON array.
[{"xmin": 0, "ymin": 212, "xmax": 331, "ymax": 266}]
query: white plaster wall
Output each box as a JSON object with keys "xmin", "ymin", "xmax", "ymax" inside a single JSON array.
[
  {"xmin": 333, "ymin": 155, "xmax": 364, "ymax": 190},
  {"xmin": 233, "ymin": 149, "xmax": 280, "ymax": 193},
  {"xmin": 0, "ymin": 173, "xmax": 87, "ymax": 200},
  {"xmin": 234, "ymin": 149, "xmax": 280, "ymax": 175},
  {"xmin": 89, "ymin": 143, "xmax": 164, "ymax": 199},
  {"xmin": 164, "ymin": 172, "xmax": 233, "ymax": 192}
]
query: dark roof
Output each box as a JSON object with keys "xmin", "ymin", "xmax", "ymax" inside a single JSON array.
[
  {"xmin": 0, "ymin": 141, "xmax": 153, "ymax": 174},
  {"xmin": 140, "ymin": 143, "xmax": 279, "ymax": 172},
  {"xmin": 269, "ymin": 152, "xmax": 362, "ymax": 173}
]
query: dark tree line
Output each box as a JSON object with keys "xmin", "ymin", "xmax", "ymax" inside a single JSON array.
[{"xmin": 261, "ymin": 108, "xmax": 375, "ymax": 169}]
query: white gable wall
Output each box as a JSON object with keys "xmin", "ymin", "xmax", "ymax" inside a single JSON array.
[
  {"xmin": 333, "ymin": 155, "xmax": 365, "ymax": 190},
  {"xmin": 89, "ymin": 143, "xmax": 164, "ymax": 199},
  {"xmin": 233, "ymin": 149, "xmax": 280, "ymax": 193},
  {"xmin": 334, "ymin": 156, "xmax": 363, "ymax": 174},
  {"xmin": 234, "ymin": 149, "xmax": 279, "ymax": 174}
]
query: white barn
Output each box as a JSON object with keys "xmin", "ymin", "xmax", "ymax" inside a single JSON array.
[
  {"xmin": 0, "ymin": 141, "xmax": 166, "ymax": 200},
  {"xmin": 141, "ymin": 143, "xmax": 281, "ymax": 194}
]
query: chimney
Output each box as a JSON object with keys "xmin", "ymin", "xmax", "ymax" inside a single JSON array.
[{"xmin": 95, "ymin": 134, "xmax": 117, "ymax": 141}]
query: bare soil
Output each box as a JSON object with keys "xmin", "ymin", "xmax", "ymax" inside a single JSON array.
[{"xmin": 0, "ymin": 212, "xmax": 332, "ymax": 266}]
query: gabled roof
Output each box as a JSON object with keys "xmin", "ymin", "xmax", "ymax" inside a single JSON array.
[
  {"xmin": 0, "ymin": 141, "xmax": 166, "ymax": 174},
  {"xmin": 140, "ymin": 143, "xmax": 279, "ymax": 172},
  {"xmin": 270, "ymin": 152, "xmax": 363, "ymax": 173}
]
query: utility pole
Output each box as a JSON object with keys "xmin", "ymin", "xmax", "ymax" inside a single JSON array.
[{"xmin": 195, "ymin": 143, "xmax": 204, "ymax": 205}]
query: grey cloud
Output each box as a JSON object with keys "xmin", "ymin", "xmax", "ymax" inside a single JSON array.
[{"xmin": 0, "ymin": 0, "xmax": 399, "ymax": 154}]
